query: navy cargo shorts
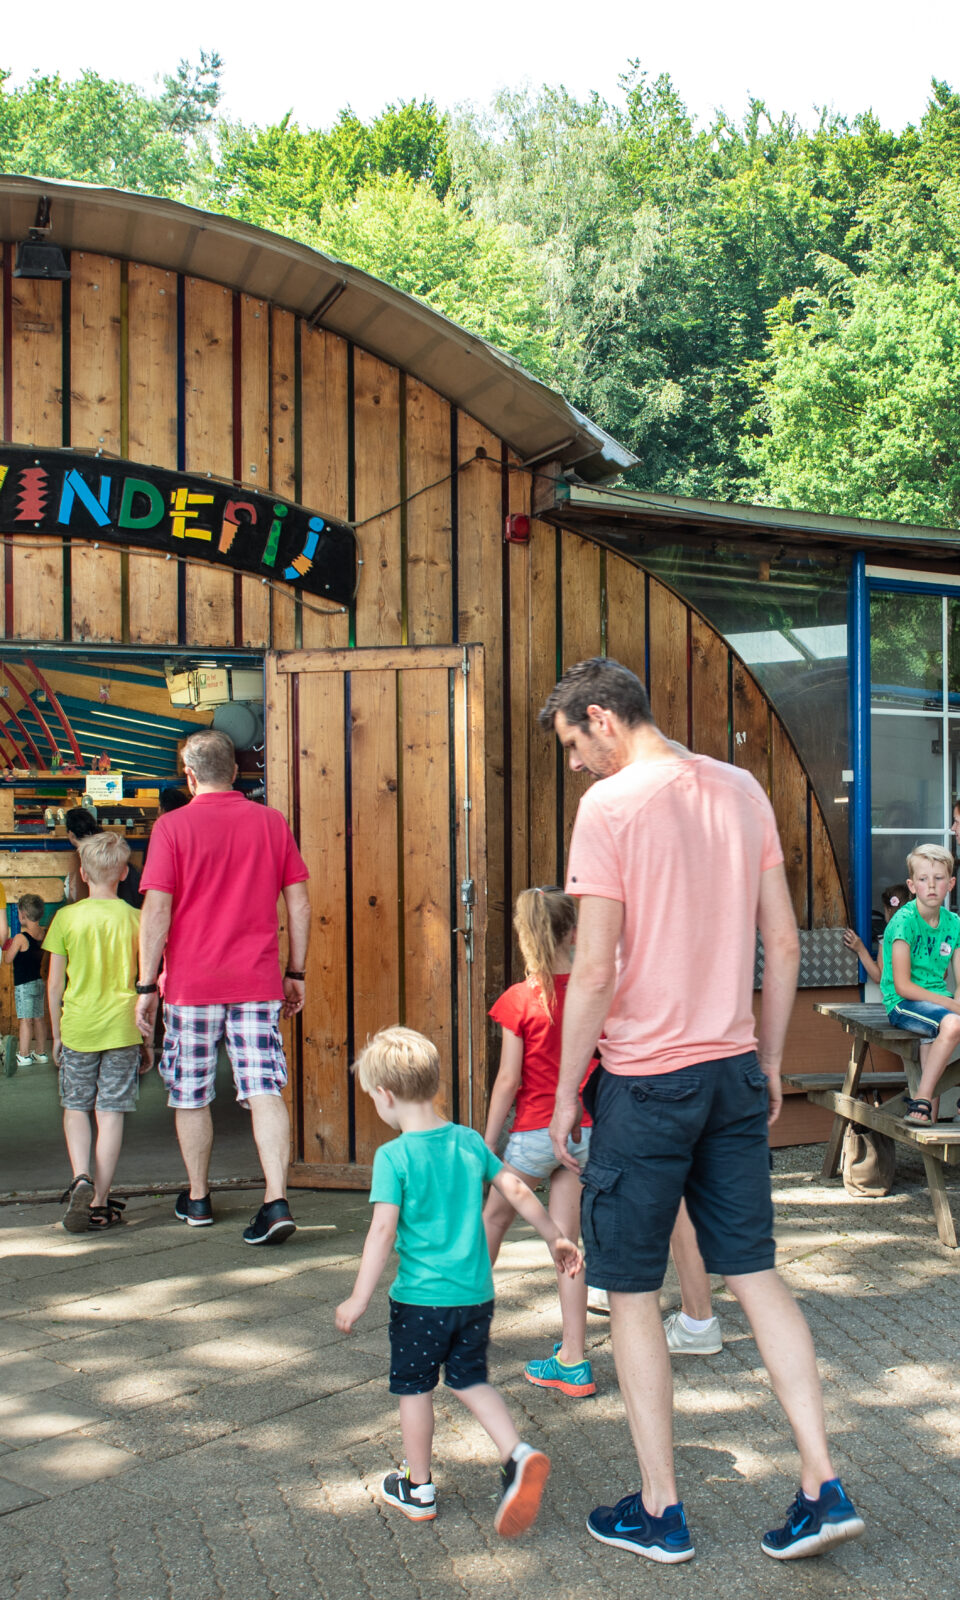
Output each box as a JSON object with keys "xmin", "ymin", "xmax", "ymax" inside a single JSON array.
[{"xmin": 580, "ymin": 1052, "xmax": 775, "ymax": 1293}]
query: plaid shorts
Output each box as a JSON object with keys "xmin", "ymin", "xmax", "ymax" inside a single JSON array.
[
  {"xmin": 158, "ymin": 1001, "xmax": 288, "ymax": 1109},
  {"xmin": 14, "ymin": 979, "xmax": 45, "ymax": 1019},
  {"xmin": 59, "ymin": 1045, "xmax": 140, "ymax": 1113}
]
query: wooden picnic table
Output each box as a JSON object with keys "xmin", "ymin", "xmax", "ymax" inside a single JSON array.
[{"xmin": 784, "ymin": 1003, "xmax": 960, "ymax": 1248}]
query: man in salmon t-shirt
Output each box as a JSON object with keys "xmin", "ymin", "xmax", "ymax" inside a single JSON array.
[
  {"xmin": 543, "ymin": 657, "xmax": 864, "ymax": 1567},
  {"xmin": 135, "ymin": 729, "xmax": 311, "ymax": 1246}
]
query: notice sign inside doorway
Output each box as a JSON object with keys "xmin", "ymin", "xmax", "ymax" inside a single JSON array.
[{"xmin": 0, "ymin": 446, "xmax": 358, "ymax": 605}]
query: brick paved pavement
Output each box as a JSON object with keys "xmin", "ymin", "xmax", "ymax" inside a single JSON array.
[{"xmin": 0, "ymin": 1149, "xmax": 958, "ymax": 1600}]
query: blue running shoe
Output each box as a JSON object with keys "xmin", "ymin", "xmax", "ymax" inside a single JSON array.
[
  {"xmin": 525, "ymin": 1342, "xmax": 596, "ymax": 1396},
  {"xmin": 761, "ymin": 1479, "xmax": 864, "ymax": 1560},
  {"xmin": 587, "ymin": 1492, "xmax": 694, "ymax": 1564}
]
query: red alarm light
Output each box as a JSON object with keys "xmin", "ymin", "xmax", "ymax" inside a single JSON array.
[{"xmin": 504, "ymin": 513, "xmax": 531, "ymax": 544}]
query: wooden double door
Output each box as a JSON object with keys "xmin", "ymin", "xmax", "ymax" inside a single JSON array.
[{"xmin": 265, "ymin": 646, "xmax": 487, "ymax": 1185}]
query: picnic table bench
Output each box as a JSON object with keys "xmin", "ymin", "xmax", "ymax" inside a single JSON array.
[{"xmin": 784, "ymin": 1003, "xmax": 960, "ymax": 1248}]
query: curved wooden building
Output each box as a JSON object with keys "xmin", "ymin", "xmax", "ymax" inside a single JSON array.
[{"xmin": 0, "ymin": 175, "xmax": 855, "ymax": 1182}]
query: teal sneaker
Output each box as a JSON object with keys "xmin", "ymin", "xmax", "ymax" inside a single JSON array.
[{"xmin": 524, "ymin": 1343, "xmax": 596, "ymax": 1397}]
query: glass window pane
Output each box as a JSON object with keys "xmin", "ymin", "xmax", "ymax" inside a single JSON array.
[
  {"xmin": 870, "ymin": 591, "xmax": 943, "ymax": 707},
  {"xmin": 949, "ymin": 597, "xmax": 960, "ymax": 702},
  {"xmin": 870, "ymin": 712, "xmax": 944, "ymax": 831},
  {"xmin": 869, "ymin": 836, "xmax": 920, "ymax": 939}
]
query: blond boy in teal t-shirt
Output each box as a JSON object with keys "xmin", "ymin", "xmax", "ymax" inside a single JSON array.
[
  {"xmin": 881, "ymin": 843, "xmax": 960, "ymax": 1126},
  {"xmin": 336, "ymin": 1026, "xmax": 582, "ymax": 1535}
]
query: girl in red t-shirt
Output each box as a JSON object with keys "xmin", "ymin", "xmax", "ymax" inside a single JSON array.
[{"xmin": 482, "ymin": 886, "xmax": 597, "ymax": 1397}]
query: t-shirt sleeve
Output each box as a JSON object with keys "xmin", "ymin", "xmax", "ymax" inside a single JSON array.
[
  {"xmin": 280, "ymin": 825, "xmax": 309, "ymax": 887},
  {"xmin": 489, "ymin": 984, "xmax": 526, "ymax": 1035},
  {"xmin": 140, "ymin": 817, "xmax": 176, "ymax": 894},
  {"xmin": 42, "ymin": 912, "xmax": 66, "ymax": 955},
  {"xmin": 565, "ymin": 789, "xmax": 624, "ymax": 901},
  {"xmin": 0, "ymin": 883, "xmax": 6, "ymax": 909},
  {"xmin": 480, "ymin": 1139, "xmax": 503, "ymax": 1182},
  {"xmin": 369, "ymin": 1143, "xmax": 402, "ymax": 1206}
]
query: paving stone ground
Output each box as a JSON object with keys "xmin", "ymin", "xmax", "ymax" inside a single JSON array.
[{"xmin": 0, "ymin": 1147, "xmax": 958, "ymax": 1600}]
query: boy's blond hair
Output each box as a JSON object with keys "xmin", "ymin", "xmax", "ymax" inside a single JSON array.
[
  {"xmin": 353, "ymin": 1026, "xmax": 440, "ymax": 1101},
  {"xmin": 907, "ymin": 842, "xmax": 955, "ymax": 877},
  {"xmin": 77, "ymin": 831, "xmax": 131, "ymax": 886}
]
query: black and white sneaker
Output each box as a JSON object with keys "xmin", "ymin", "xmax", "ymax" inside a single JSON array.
[
  {"xmin": 242, "ymin": 1198, "xmax": 296, "ymax": 1245},
  {"xmin": 381, "ymin": 1467, "xmax": 436, "ymax": 1521},
  {"xmin": 174, "ymin": 1190, "xmax": 214, "ymax": 1227},
  {"xmin": 494, "ymin": 1442, "xmax": 550, "ymax": 1538}
]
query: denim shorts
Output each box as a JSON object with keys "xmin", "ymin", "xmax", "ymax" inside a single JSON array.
[
  {"xmin": 14, "ymin": 979, "xmax": 45, "ymax": 1020},
  {"xmin": 388, "ymin": 1299, "xmax": 493, "ymax": 1394},
  {"xmin": 887, "ymin": 999, "xmax": 954, "ymax": 1040},
  {"xmin": 59, "ymin": 1045, "xmax": 140, "ymax": 1113},
  {"xmin": 503, "ymin": 1125, "xmax": 591, "ymax": 1181},
  {"xmin": 580, "ymin": 1054, "xmax": 775, "ymax": 1292},
  {"xmin": 158, "ymin": 1001, "xmax": 287, "ymax": 1108}
]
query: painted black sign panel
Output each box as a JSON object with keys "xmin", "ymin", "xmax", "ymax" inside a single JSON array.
[{"xmin": 0, "ymin": 446, "xmax": 358, "ymax": 604}]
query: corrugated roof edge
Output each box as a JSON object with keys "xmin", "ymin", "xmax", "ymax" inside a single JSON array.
[{"xmin": 0, "ymin": 174, "xmax": 637, "ymax": 484}]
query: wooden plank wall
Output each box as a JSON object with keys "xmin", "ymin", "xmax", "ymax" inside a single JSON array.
[
  {"xmin": 0, "ymin": 244, "xmax": 849, "ymax": 1060},
  {"xmin": 522, "ymin": 519, "xmax": 848, "ymax": 934}
]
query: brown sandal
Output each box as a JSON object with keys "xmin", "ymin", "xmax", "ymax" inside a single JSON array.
[{"xmin": 88, "ymin": 1198, "xmax": 126, "ymax": 1229}]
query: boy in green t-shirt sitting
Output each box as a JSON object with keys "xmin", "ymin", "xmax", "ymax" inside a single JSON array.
[
  {"xmin": 44, "ymin": 833, "xmax": 152, "ymax": 1233},
  {"xmin": 881, "ymin": 843, "xmax": 960, "ymax": 1125},
  {"xmin": 336, "ymin": 1026, "xmax": 582, "ymax": 1535}
]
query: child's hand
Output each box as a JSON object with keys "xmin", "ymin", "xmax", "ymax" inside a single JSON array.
[
  {"xmin": 52, "ymin": 1039, "xmax": 63, "ymax": 1066},
  {"xmin": 550, "ymin": 1235, "xmax": 584, "ymax": 1278},
  {"xmin": 335, "ymin": 1294, "xmax": 367, "ymax": 1333},
  {"xmin": 843, "ymin": 928, "xmax": 866, "ymax": 956}
]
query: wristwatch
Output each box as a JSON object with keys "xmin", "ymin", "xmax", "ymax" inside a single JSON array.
[
  {"xmin": 135, "ymin": 981, "xmax": 159, "ymax": 994},
  {"xmin": 285, "ymin": 969, "xmax": 306, "ymax": 980}
]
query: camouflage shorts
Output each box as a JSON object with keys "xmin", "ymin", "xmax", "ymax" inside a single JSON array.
[{"xmin": 59, "ymin": 1045, "xmax": 140, "ymax": 1113}]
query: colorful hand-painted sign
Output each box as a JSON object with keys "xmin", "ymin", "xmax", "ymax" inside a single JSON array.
[{"xmin": 0, "ymin": 446, "xmax": 358, "ymax": 604}]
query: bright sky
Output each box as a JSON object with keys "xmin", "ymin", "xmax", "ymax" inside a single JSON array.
[{"xmin": 2, "ymin": 0, "xmax": 957, "ymax": 133}]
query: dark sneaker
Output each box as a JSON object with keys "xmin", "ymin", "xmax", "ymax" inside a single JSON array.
[
  {"xmin": 494, "ymin": 1442, "xmax": 550, "ymax": 1538},
  {"xmin": 243, "ymin": 1198, "xmax": 296, "ymax": 1245},
  {"xmin": 587, "ymin": 1491, "xmax": 695, "ymax": 1564},
  {"xmin": 60, "ymin": 1174, "xmax": 93, "ymax": 1233},
  {"xmin": 174, "ymin": 1190, "xmax": 214, "ymax": 1227},
  {"xmin": 381, "ymin": 1468, "xmax": 436, "ymax": 1521},
  {"xmin": 761, "ymin": 1479, "xmax": 864, "ymax": 1560}
]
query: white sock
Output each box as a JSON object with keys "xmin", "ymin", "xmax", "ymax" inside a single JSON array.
[{"xmin": 679, "ymin": 1312, "xmax": 715, "ymax": 1333}]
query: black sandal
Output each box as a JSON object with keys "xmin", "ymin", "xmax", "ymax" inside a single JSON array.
[
  {"xmin": 88, "ymin": 1198, "xmax": 126, "ymax": 1229},
  {"xmin": 901, "ymin": 1098, "xmax": 934, "ymax": 1126}
]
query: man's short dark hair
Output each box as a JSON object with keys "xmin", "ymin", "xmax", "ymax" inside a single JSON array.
[
  {"xmin": 538, "ymin": 657, "xmax": 653, "ymax": 733},
  {"xmin": 159, "ymin": 788, "xmax": 190, "ymax": 814},
  {"xmin": 181, "ymin": 729, "xmax": 237, "ymax": 786},
  {"xmin": 64, "ymin": 807, "xmax": 101, "ymax": 840}
]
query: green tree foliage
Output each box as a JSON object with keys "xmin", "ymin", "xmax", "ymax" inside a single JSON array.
[
  {"xmin": 0, "ymin": 55, "xmax": 221, "ymax": 196},
  {"xmin": 211, "ymin": 99, "xmax": 452, "ymax": 221},
  {"xmin": 747, "ymin": 86, "xmax": 960, "ymax": 524}
]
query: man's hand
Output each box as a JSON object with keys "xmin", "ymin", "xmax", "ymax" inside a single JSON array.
[
  {"xmin": 549, "ymin": 1095, "xmax": 582, "ymax": 1172},
  {"xmin": 549, "ymin": 1234, "xmax": 584, "ymax": 1278},
  {"xmin": 335, "ymin": 1294, "xmax": 368, "ymax": 1333},
  {"xmin": 51, "ymin": 1037, "xmax": 62, "ymax": 1066},
  {"xmin": 764, "ymin": 1067, "xmax": 783, "ymax": 1126},
  {"xmin": 139, "ymin": 1044, "xmax": 155, "ymax": 1077},
  {"xmin": 135, "ymin": 992, "xmax": 159, "ymax": 1040},
  {"xmin": 281, "ymin": 977, "xmax": 305, "ymax": 1018}
]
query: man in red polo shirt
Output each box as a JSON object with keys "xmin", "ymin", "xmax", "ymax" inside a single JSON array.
[{"xmin": 135, "ymin": 729, "xmax": 311, "ymax": 1245}]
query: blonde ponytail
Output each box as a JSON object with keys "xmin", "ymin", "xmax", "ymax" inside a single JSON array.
[{"xmin": 514, "ymin": 886, "xmax": 578, "ymax": 1016}]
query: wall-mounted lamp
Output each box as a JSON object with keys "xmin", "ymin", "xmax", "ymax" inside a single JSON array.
[{"xmin": 13, "ymin": 196, "xmax": 70, "ymax": 280}]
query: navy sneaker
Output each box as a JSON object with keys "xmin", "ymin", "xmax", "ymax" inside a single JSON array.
[
  {"xmin": 174, "ymin": 1190, "xmax": 214, "ymax": 1227},
  {"xmin": 243, "ymin": 1198, "xmax": 296, "ymax": 1245},
  {"xmin": 761, "ymin": 1479, "xmax": 864, "ymax": 1560},
  {"xmin": 587, "ymin": 1492, "xmax": 695, "ymax": 1564}
]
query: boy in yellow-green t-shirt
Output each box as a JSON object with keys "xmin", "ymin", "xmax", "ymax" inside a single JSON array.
[{"xmin": 43, "ymin": 832, "xmax": 152, "ymax": 1233}]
